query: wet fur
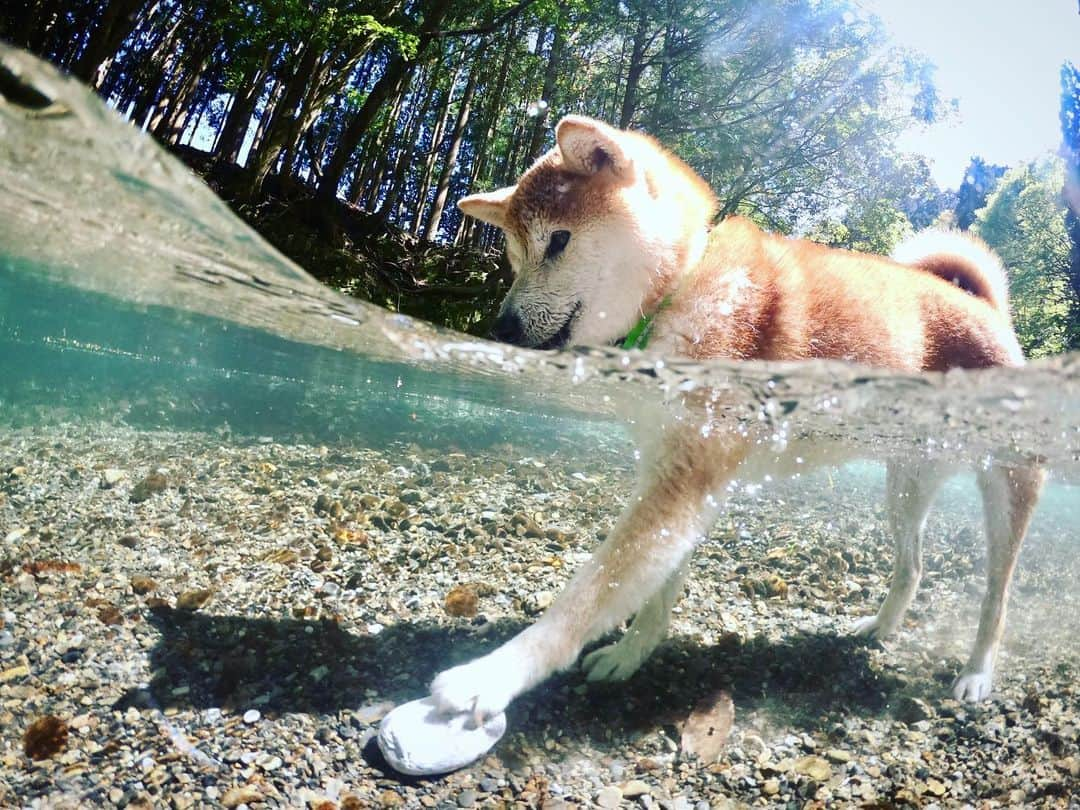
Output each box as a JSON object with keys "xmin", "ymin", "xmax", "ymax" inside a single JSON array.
[{"xmin": 433, "ymin": 115, "xmax": 1043, "ymax": 719}]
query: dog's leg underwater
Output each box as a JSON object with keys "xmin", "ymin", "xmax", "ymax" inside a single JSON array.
[
  {"xmin": 430, "ymin": 426, "xmax": 746, "ymax": 719},
  {"xmin": 581, "ymin": 555, "xmax": 692, "ymax": 682},
  {"xmin": 853, "ymin": 459, "xmax": 950, "ymax": 640},
  {"xmin": 953, "ymin": 461, "xmax": 1044, "ymax": 701}
]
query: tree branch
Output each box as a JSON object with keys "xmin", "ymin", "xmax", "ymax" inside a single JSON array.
[{"xmin": 434, "ymin": 0, "xmax": 542, "ymax": 38}]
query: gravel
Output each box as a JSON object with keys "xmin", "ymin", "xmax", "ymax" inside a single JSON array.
[{"xmin": 1, "ymin": 421, "xmax": 1078, "ymax": 808}]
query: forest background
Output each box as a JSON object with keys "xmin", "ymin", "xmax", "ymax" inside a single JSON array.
[{"xmin": 3, "ymin": 0, "xmax": 1079, "ymax": 356}]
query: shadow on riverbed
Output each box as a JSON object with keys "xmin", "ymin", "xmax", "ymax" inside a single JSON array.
[{"xmin": 116, "ymin": 606, "xmax": 905, "ymax": 742}]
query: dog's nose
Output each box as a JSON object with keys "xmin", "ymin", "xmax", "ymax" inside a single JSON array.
[{"xmin": 490, "ymin": 311, "xmax": 526, "ymax": 345}]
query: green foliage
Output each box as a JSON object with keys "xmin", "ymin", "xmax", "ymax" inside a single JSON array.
[
  {"xmin": 954, "ymin": 156, "xmax": 1006, "ymax": 231},
  {"xmin": 811, "ymin": 199, "xmax": 913, "ymax": 256},
  {"xmin": 1059, "ymin": 61, "xmax": 1080, "ymax": 350},
  {"xmin": 806, "ymin": 152, "xmax": 947, "ymax": 256},
  {"xmin": 975, "ymin": 160, "xmax": 1077, "ymax": 357}
]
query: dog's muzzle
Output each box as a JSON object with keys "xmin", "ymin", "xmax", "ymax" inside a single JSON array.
[{"xmin": 490, "ymin": 310, "xmax": 527, "ymax": 345}]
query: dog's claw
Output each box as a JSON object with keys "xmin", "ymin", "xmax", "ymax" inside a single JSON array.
[
  {"xmin": 582, "ymin": 643, "xmax": 641, "ymax": 682},
  {"xmin": 851, "ymin": 614, "xmax": 899, "ymax": 641},
  {"xmin": 953, "ymin": 669, "xmax": 994, "ymax": 702}
]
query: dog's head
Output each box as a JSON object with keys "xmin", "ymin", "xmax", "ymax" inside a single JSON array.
[{"xmin": 459, "ymin": 116, "xmax": 717, "ymax": 349}]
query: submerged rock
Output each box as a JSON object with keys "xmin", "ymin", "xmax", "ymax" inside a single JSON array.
[
  {"xmin": 377, "ymin": 697, "xmax": 506, "ymax": 776},
  {"xmin": 129, "ymin": 472, "xmax": 167, "ymax": 503}
]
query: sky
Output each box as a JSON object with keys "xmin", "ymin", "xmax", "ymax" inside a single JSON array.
[{"xmin": 858, "ymin": 0, "xmax": 1080, "ymax": 189}]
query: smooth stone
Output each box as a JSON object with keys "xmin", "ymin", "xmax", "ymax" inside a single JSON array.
[
  {"xmin": 377, "ymin": 697, "xmax": 506, "ymax": 776},
  {"xmin": 596, "ymin": 786, "xmax": 622, "ymax": 808},
  {"xmin": 101, "ymin": 468, "xmax": 126, "ymax": 488}
]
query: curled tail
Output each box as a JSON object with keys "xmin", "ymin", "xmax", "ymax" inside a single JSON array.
[{"xmin": 892, "ymin": 229, "xmax": 1011, "ymax": 315}]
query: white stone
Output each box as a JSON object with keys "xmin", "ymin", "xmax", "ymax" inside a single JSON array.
[
  {"xmin": 101, "ymin": 468, "xmax": 126, "ymax": 488},
  {"xmin": 377, "ymin": 697, "xmax": 506, "ymax": 776}
]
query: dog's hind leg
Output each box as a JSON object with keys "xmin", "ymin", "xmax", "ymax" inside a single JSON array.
[
  {"xmin": 953, "ymin": 461, "xmax": 1043, "ymax": 702},
  {"xmin": 853, "ymin": 459, "xmax": 950, "ymax": 640},
  {"xmin": 581, "ymin": 555, "xmax": 692, "ymax": 682}
]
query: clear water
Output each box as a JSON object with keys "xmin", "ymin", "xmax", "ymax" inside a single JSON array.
[{"xmin": 2, "ymin": 45, "xmax": 1079, "ymax": 802}]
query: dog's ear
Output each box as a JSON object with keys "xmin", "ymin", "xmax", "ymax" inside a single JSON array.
[
  {"xmin": 458, "ymin": 186, "xmax": 516, "ymax": 229},
  {"xmin": 555, "ymin": 116, "xmax": 633, "ymax": 182}
]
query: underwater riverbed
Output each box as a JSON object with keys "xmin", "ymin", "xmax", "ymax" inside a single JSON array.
[{"xmin": 2, "ymin": 45, "xmax": 1080, "ymax": 809}]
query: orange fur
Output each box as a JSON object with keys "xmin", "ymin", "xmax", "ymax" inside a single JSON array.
[{"xmin": 655, "ymin": 216, "xmax": 1023, "ymax": 372}]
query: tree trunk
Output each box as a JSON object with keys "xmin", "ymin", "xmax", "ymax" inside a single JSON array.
[
  {"xmin": 316, "ymin": 0, "xmax": 454, "ymax": 203},
  {"xmin": 126, "ymin": 9, "xmax": 185, "ymax": 129},
  {"xmin": 648, "ymin": 2, "xmax": 677, "ymax": 131},
  {"xmin": 471, "ymin": 18, "xmax": 515, "ymax": 186},
  {"xmin": 524, "ymin": 16, "xmax": 564, "ymax": 164},
  {"xmin": 362, "ymin": 89, "xmax": 407, "ymax": 211},
  {"xmin": 214, "ymin": 50, "xmax": 273, "ymax": 167},
  {"xmin": 347, "ymin": 131, "xmax": 378, "ymax": 204},
  {"xmin": 455, "ymin": 154, "xmax": 484, "ymax": 244},
  {"xmin": 317, "ymin": 52, "xmax": 415, "ymax": 203},
  {"xmin": 422, "ymin": 62, "xmax": 479, "ymax": 242},
  {"xmin": 619, "ymin": 10, "xmax": 650, "ymax": 128},
  {"xmin": 240, "ymin": 43, "xmax": 322, "ymax": 201},
  {"xmin": 247, "ymin": 77, "xmax": 283, "ymax": 163},
  {"xmin": 378, "ymin": 62, "xmax": 442, "ymax": 224},
  {"xmin": 411, "ymin": 62, "xmax": 463, "ymax": 233},
  {"xmin": 71, "ymin": 0, "xmax": 150, "ymax": 86},
  {"xmin": 465, "ymin": 29, "xmax": 516, "ymax": 246},
  {"xmin": 155, "ymin": 47, "xmax": 213, "ymax": 144}
]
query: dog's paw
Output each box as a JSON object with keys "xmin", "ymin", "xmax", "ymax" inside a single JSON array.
[
  {"xmin": 850, "ymin": 613, "xmax": 899, "ymax": 641},
  {"xmin": 582, "ymin": 640, "xmax": 649, "ymax": 683},
  {"xmin": 952, "ymin": 668, "xmax": 994, "ymax": 702},
  {"xmin": 430, "ymin": 651, "xmax": 525, "ymax": 720}
]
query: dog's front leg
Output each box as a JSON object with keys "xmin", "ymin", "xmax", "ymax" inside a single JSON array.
[{"xmin": 430, "ymin": 428, "xmax": 746, "ymax": 720}]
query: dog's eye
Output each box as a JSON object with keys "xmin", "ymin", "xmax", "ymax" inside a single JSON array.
[{"xmin": 545, "ymin": 230, "xmax": 571, "ymax": 260}]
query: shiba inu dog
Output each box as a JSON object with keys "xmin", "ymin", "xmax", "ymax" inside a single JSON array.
[{"xmin": 431, "ymin": 115, "xmax": 1042, "ymax": 721}]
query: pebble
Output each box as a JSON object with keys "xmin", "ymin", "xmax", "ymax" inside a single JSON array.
[
  {"xmin": 221, "ymin": 786, "xmax": 263, "ymax": 807},
  {"xmin": 100, "ymin": 468, "xmax": 126, "ymax": 488},
  {"xmin": 793, "ymin": 755, "xmax": 831, "ymax": 781},
  {"xmin": 596, "ymin": 786, "xmax": 622, "ymax": 808},
  {"xmin": 5, "ymin": 527, "xmax": 29, "ymax": 544},
  {"xmin": 130, "ymin": 576, "xmax": 157, "ymax": 594},
  {"xmin": 456, "ymin": 788, "xmax": 478, "ymax": 807},
  {"xmin": 256, "ymin": 753, "xmax": 283, "ymax": 771},
  {"xmin": 129, "ymin": 472, "xmax": 167, "ymax": 502},
  {"xmin": 354, "ymin": 702, "xmax": 396, "ymax": 725},
  {"xmin": 896, "ymin": 696, "xmax": 935, "ymax": 724},
  {"xmin": 176, "ymin": 589, "xmax": 213, "ymax": 610},
  {"xmin": 524, "ymin": 590, "xmax": 554, "ymax": 615},
  {"xmin": 243, "ymin": 710, "xmax": 261, "ymax": 724},
  {"xmin": 318, "ymin": 581, "xmax": 340, "ymax": 597},
  {"xmin": 380, "ymin": 789, "xmax": 405, "ymax": 807},
  {"xmin": 444, "ymin": 584, "xmax": 479, "ymax": 617}
]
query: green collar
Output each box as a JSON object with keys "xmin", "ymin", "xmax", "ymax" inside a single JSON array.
[{"xmin": 621, "ymin": 295, "xmax": 672, "ymax": 350}]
